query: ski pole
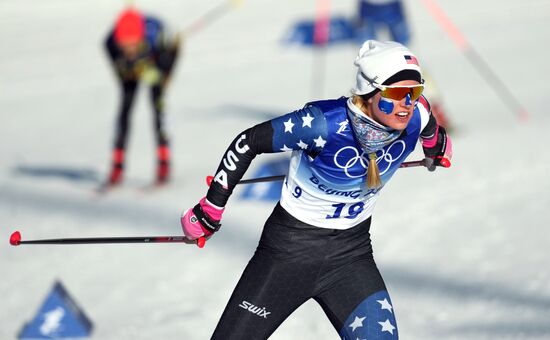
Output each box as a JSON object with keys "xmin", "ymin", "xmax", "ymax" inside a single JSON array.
[
  {"xmin": 221, "ymin": 174, "xmax": 286, "ymax": 186},
  {"xmin": 420, "ymin": 0, "xmax": 529, "ymax": 121},
  {"xmin": 182, "ymin": 0, "xmax": 244, "ymax": 37},
  {"xmin": 9, "ymin": 231, "xmax": 206, "ymax": 248},
  {"xmin": 205, "ymin": 158, "xmax": 446, "ymax": 186},
  {"xmin": 311, "ymin": 0, "xmax": 331, "ymax": 98}
]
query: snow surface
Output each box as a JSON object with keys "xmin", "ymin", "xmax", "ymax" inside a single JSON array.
[{"xmin": 1, "ymin": 0, "xmax": 550, "ymax": 339}]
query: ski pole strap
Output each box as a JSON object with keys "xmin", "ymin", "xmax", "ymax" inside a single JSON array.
[{"xmin": 192, "ymin": 203, "xmax": 222, "ymax": 234}]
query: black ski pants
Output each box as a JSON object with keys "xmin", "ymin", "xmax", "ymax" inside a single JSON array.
[
  {"xmin": 211, "ymin": 203, "xmax": 398, "ymax": 339},
  {"xmin": 113, "ymin": 80, "xmax": 168, "ymax": 150}
]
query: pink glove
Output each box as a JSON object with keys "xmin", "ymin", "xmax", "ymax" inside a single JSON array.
[
  {"xmin": 422, "ymin": 125, "xmax": 452, "ymax": 171},
  {"xmin": 181, "ymin": 197, "xmax": 224, "ymax": 240}
]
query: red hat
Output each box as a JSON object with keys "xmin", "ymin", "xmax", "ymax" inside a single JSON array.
[{"xmin": 114, "ymin": 8, "xmax": 145, "ymax": 44}]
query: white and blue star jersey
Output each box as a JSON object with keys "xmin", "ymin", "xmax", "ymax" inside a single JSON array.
[{"xmin": 271, "ymin": 97, "xmax": 430, "ymax": 229}]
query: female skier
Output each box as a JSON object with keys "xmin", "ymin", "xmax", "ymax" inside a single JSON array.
[{"xmin": 181, "ymin": 40, "xmax": 452, "ymax": 339}]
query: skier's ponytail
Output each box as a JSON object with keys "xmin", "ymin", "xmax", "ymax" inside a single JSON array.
[{"xmin": 367, "ymin": 152, "xmax": 382, "ymax": 189}]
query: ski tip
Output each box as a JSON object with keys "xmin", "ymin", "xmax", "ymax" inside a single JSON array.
[
  {"xmin": 10, "ymin": 231, "xmax": 21, "ymax": 246},
  {"xmin": 206, "ymin": 176, "xmax": 213, "ymax": 187},
  {"xmin": 197, "ymin": 237, "xmax": 206, "ymax": 248}
]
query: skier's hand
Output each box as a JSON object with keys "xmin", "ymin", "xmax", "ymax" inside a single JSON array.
[
  {"xmin": 422, "ymin": 126, "xmax": 452, "ymax": 172},
  {"xmin": 181, "ymin": 197, "xmax": 224, "ymax": 240}
]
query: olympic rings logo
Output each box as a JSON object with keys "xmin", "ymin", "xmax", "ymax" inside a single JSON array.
[{"xmin": 333, "ymin": 140, "xmax": 406, "ymax": 178}]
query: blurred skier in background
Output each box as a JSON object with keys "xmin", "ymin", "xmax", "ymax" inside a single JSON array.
[
  {"xmin": 355, "ymin": 0, "xmax": 410, "ymax": 46},
  {"xmin": 105, "ymin": 7, "xmax": 180, "ymax": 186},
  {"xmin": 180, "ymin": 40, "xmax": 452, "ymax": 339},
  {"xmin": 355, "ymin": 0, "xmax": 452, "ymax": 129}
]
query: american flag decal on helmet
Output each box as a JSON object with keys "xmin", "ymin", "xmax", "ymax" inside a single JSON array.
[{"xmin": 404, "ymin": 55, "xmax": 419, "ymax": 66}]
